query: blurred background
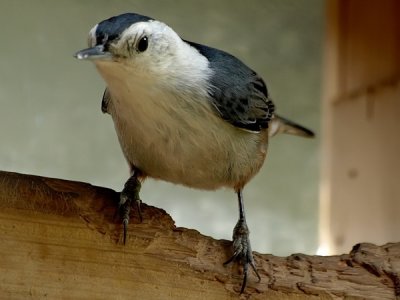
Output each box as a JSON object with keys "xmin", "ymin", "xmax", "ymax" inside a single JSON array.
[
  {"xmin": 320, "ymin": 0, "xmax": 400, "ymax": 255},
  {"xmin": 0, "ymin": 0, "xmax": 322, "ymax": 255}
]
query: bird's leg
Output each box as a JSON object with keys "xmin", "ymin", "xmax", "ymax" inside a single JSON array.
[
  {"xmin": 224, "ymin": 189, "xmax": 261, "ymax": 293},
  {"xmin": 117, "ymin": 168, "xmax": 142, "ymax": 244}
]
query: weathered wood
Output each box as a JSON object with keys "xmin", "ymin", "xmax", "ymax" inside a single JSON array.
[{"xmin": 0, "ymin": 171, "xmax": 399, "ymax": 299}]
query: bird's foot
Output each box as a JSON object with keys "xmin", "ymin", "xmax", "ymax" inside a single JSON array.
[
  {"xmin": 224, "ymin": 218, "xmax": 261, "ymax": 293},
  {"xmin": 115, "ymin": 175, "xmax": 142, "ymax": 244}
]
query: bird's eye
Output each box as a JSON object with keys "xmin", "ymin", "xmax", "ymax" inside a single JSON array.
[{"xmin": 137, "ymin": 36, "xmax": 148, "ymax": 52}]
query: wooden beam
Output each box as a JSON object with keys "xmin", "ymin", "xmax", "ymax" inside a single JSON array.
[{"xmin": 0, "ymin": 170, "xmax": 398, "ymax": 299}]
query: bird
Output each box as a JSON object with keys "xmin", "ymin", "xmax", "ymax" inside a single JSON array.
[{"xmin": 74, "ymin": 12, "xmax": 314, "ymax": 293}]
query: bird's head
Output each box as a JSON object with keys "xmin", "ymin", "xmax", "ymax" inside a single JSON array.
[
  {"xmin": 75, "ymin": 13, "xmax": 188, "ymax": 74},
  {"xmin": 75, "ymin": 13, "xmax": 212, "ymax": 101}
]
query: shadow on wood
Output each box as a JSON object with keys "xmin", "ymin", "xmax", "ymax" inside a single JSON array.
[{"xmin": 0, "ymin": 170, "xmax": 398, "ymax": 299}]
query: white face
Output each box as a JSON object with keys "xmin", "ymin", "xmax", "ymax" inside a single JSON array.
[
  {"xmin": 87, "ymin": 20, "xmax": 212, "ymax": 95},
  {"xmin": 88, "ymin": 21, "xmax": 183, "ymax": 75}
]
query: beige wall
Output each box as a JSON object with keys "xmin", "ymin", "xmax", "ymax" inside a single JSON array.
[
  {"xmin": 320, "ymin": 0, "xmax": 400, "ymax": 254},
  {"xmin": 0, "ymin": 1, "xmax": 322, "ymax": 256}
]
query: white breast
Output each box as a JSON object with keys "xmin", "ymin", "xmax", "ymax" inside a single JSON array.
[{"xmin": 94, "ymin": 46, "xmax": 267, "ymax": 190}]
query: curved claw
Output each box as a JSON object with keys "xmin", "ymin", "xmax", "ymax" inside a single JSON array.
[
  {"xmin": 225, "ymin": 200, "xmax": 260, "ymax": 294},
  {"xmin": 116, "ymin": 173, "xmax": 143, "ymax": 244},
  {"xmin": 122, "ymin": 218, "xmax": 128, "ymax": 245},
  {"xmin": 224, "ymin": 248, "xmax": 261, "ymax": 294},
  {"xmin": 250, "ymin": 260, "xmax": 261, "ymax": 282},
  {"xmin": 136, "ymin": 198, "xmax": 143, "ymax": 223},
  {"xmin": 237, "ymin": 259, "xmax": 260, "ymax": 293},
  {"xmin": 119, "ymin": 195, "xmax": 131, "ymax": 244},
  {"xmin": 240, "ymin": 261, "xmax": 249, "ymax": 294},
  {"xmin": 223, "ymin": 249, "xmax": 241, "ymax": 266}
]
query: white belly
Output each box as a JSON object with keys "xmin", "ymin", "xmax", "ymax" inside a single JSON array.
[{"xmin": 97, "ymin": 64, "xmax": 267, "ymax": 190}]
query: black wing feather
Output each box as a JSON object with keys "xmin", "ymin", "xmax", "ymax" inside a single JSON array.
[
  {"xmin": 101, "ymin": 88, "xmax": 111, "ymax": 114},
  {"xmin": 185, "ymin": 40, "xmax": 275, "ymax": 132}
]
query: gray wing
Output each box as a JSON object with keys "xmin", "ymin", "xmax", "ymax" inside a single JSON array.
[
  {"xmin": 210, "ymin": 74, "xmax": 275, "ymax": 132},
  {"xmin": 186, "ymin": 41, "xmax": 275, "ymax": 132},
  {"xmin": 101, "ymin": 88, "xmax": 111, "ymax": 114}
]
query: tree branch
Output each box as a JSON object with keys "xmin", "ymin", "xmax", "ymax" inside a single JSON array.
[{"xmin": 0, "ymin": 170, "xmax": 398, "ymax": 299}]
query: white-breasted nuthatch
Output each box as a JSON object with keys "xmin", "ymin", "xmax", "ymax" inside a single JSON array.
[{"xmin": 74, "ymin": 12, "xmax": 314, "ymax": 293}]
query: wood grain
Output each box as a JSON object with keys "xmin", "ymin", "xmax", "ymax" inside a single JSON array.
[{"xmin": 0, "ymin": 171, "xmax": 399, "ymax": 299}]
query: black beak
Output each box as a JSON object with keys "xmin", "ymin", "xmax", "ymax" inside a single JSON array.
[{"xmin": 74, "ymin": 45, "xmax": 112, "ymax": 60}]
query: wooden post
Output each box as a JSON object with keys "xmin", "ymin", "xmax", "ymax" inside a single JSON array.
[
  {"xmin": 321, "ymin": 0, "xmax": 400, "ymax": 255},
  {"xmin": 0, "ymin": 170, "xmax": 399, "ymax": 299}
]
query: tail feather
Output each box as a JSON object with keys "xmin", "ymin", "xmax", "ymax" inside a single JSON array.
[{"xmin": 269, "ymin": 114, "xmax": 315, "ymax": 138}]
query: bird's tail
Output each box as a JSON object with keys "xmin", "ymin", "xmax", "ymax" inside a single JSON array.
[{"xmin": 269, "ymin": 114, "xmax": 315, "ymax": 138}]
